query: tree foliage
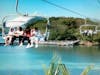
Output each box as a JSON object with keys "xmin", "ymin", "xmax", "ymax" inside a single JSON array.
[{"xmin": 26, "ymin": 17, "xmax": 99, "ymax": 42}]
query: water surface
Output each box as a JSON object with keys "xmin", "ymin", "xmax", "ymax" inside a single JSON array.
[{"xmin": 0, "ymin": 45, "xmax": 100, "ymax": 75}]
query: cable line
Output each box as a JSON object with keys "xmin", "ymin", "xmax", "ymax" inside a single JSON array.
[
  {"xmin": 42, "ymin": 0, "xmax": 87, "ymax": 18},
  {"xmin": 97, "ymin": 0, "xmax": 100, "ymax": 5}
]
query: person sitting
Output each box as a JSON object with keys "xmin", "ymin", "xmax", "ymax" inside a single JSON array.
[
  {"xmin": 4, "ymin": 28, "xmax": 14, "ymax": 46},
  {"xmin": 87, "ymin": 29, "xmax": 93, "ymax": 36},
  {"xmin": 29, "ymin": 27, "xmax": 39, "ymax": 48},
  {"xmin": 83, "ymin": 30, "xmax": 88, "ymax": 36},
  {"xmin": 11, "ymin": 27, "xmax": 23, "ymax": 45},
  {"xmin": 19, "ymin": 28, "xmax": 31, "ymax": 48}
]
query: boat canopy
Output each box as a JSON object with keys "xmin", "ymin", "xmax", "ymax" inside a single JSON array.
[{"xmin": 5, "ymin": 16, "xmax": 44, "ymax": 27}]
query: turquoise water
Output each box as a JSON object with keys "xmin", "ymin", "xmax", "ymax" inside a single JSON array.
[{"xmin": 0, "ymin": 44, "xmax": 100, "ymax": 75}]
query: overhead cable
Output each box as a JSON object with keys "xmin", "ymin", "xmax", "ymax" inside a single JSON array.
[{"xmin": 42, "ymin": 0, "xmax": 87, "ymax": 18}]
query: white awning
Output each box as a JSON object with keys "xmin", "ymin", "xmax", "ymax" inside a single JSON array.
[{"xmin": 5, "ymin": 16, "xmax": 42, "ymax": 27}]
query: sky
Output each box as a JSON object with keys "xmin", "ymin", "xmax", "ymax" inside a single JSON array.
[{"xmin": 0, "ymin": 0, "xmax": 100, "ymax": 22}]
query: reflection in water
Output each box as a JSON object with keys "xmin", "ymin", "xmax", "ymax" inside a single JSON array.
[{"xmin": 0, "ymin": 45, "xmax": 100, "ymax": 75}]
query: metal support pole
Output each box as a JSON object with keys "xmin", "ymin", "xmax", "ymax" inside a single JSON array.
[
  {"xmin": 16, "ymin": 0, "xmax": 24, "ymax": 16},
  {"xmin": 84, "ymin": 17, "xmax": 87, "ymax": 25}
]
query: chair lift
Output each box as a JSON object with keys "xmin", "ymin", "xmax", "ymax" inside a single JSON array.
[
  {"xmin": 79, "ymin": 18, "xmax": 97, "ymax": 35},
  {"xmin": 96, "ymin": 26, "xmax": 100, "ymax": 32},
  {"xmin": 80, "ymin": 24, "xmax": 97, "ymax": 35},
  {"xmin": 2, "ymin": 0, "xmax": 50, "ymax": 41}
]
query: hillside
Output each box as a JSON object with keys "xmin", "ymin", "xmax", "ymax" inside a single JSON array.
[
  {"xmin": 27, "ymin": 17, "xmax": 100, "ymax": 42},
  {"xmin": 1, "ymin": 17, "xmax": 100, "ymax": 44}
]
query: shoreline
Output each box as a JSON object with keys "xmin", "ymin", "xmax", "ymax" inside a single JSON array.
[
  {"xmin": 0, "ymin": 40, "xmax": 99, "ymax": 46},
  {"xmin": 39, "ymin": 40, "xmax": 99, "ymax": 46},
  {"xmin": 79, "ymin": 41, "xmax": 99, "ymax": 46}
]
